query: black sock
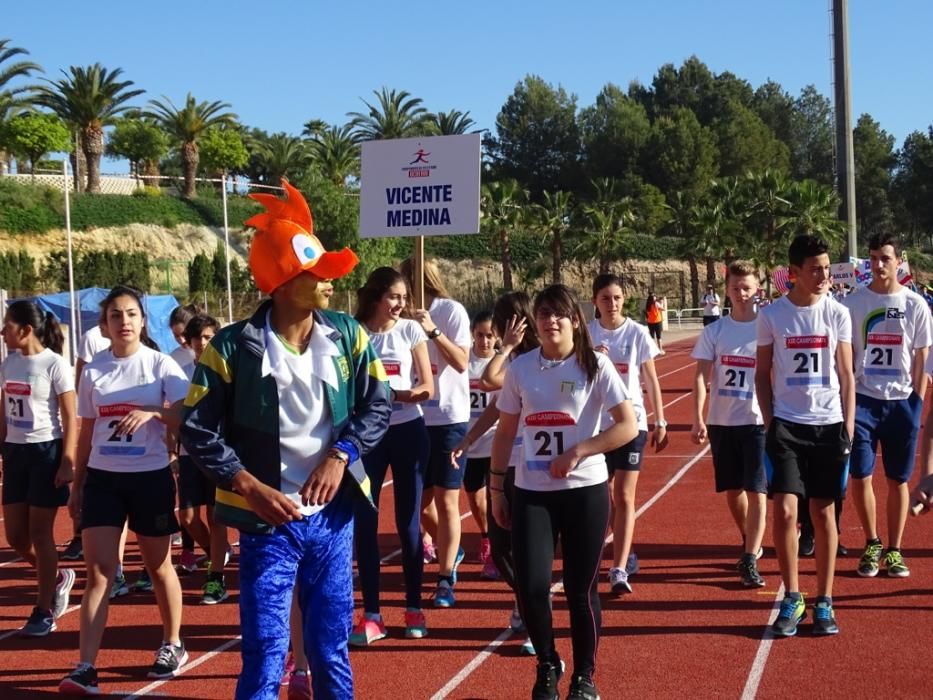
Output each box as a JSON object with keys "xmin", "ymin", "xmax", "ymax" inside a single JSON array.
[
  {"xmin": 886, "ymin": 546, "xmax": 900, "ymax": 553},
  {"xmin": 480, "ymin": 531, "xmax": 488, "ymax": 538},
  {"xmin": 438, "ymin": 574, "xmax": 454, "ymax": 587},
  {"xmin": 815, "ymin": 595, "xmax": 832, "ymax": 606},
  {"xmin": 208, "ymin": 571, "xmax": 224, "ymax": 584},
  {"xmin": 867, "ymin": 537, "xmax": 882, "ymax": 547}
]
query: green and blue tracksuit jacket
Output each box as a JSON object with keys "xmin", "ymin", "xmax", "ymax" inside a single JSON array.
[{"xmin": 179, "ymin": 301, "xmax": 391, "ymax": 533}]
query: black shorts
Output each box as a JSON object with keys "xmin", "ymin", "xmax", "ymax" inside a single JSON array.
[
  {"xmin": 606, "ymin": 430, "xmax": 649, "ymax": 473},
  {"xmin": 765, "ymin": 418, "xmax": 850, "ymax": 500},
  {"xmin": 81, "ymin": 466, "xmax": 180, "ymax": 537},
  {"xmin": 1, "ymin": 440, "xmax": 68, "ymax": 508},
  {"xmin": 647, "ymin": 322, "xmax": 663, "ymax": 341},
  {"xmin": 464, "ymin": 457, "xmax": 489, "ymax": 493},
  {"xmin": 177, "ymin": 455, "xmax": 215, "ymax": 509},
  {"xmin": 708, "ymin": 425, "xmax": 767, "ymax": 493}
]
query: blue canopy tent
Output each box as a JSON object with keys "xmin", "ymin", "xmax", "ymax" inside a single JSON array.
[{"xmin": 15, "ymin": 287, "xmax": 182, "ymax": 359}]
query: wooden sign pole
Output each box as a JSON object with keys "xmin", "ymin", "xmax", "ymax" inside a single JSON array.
[{"xmin": 415, "ymin": 235, "xmax": 426, "ymax": 309}]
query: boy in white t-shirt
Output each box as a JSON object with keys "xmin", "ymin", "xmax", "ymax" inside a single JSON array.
[
  {"xmin": 842, "ymin": 233, "xmax": 932, "ymax": 579},
  {"xmin": 702, "ymin": 285, "xmax": 721, "ymax": 326},
  {"xmin": 756, "ymin": 234, "xmax": 855, "ymax": 638},
  {"xmin": 691, "ymin": 261, "xmax": 767, "ymax": 587}
]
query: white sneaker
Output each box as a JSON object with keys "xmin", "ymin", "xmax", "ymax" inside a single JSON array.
[
  {"xmin": 521, "ymin": 637, "xmax": 535, "ymax": 655},
  {"xmin": 609, "ymin": 567, "xmax": 632, "ymax": 595},
  {"xmin": 625, "ymin": 552, "xmax": 640, "ymax": 575}
]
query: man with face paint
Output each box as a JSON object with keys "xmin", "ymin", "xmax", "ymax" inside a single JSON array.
[{"xmin": 180, "ymin": 181, "xmax": 391, "ymax": 700}]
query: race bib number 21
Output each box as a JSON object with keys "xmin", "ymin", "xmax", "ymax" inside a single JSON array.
[{"xmin": 785, "ymin": 336, "xmax": 830, "ymax": 387}]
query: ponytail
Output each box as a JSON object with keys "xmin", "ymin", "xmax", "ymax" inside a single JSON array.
[
  {"xmin": 40, "ymin": 311, "xmax": 65, "ymax": 355},
  {"xmin": 5, "ymin": 301, "xmax": 64, "ymax": 355}
]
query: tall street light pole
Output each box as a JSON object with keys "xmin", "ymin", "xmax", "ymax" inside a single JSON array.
[{"xmin": 833, "ymin": 0, "xmax": 857, "ymax": 258}]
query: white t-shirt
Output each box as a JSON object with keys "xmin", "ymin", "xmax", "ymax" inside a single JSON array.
[
  {"xmin": 1, "ymin": 348, "xmax": 74, "ymax": 443},
  {"xmin": 263, "ymin": 315, "xmax": 338, "ymax": 517},
  {"xmin": 691, "ymin": 316, "xmax": 763, "ymax": 426},
  {"xmin": 703, "ymin": 292, "xmax": 722, "ymax": 317},
  {"xmin": 842, "ymin": 287, "xmax": 933, "ymax": 400},
  {"xmin": 77, "ymin": 326, "xmax": 110, "ymax": 363},
  {"xmin": 422, "ymin": 297, "xmax": 471, "ymax": 426},
  {"xmin": 367, "ymin": 318, "xmax": 426, "ymax": 427},
  {"xmin": 170, "ymin": 345, "xmax": 196, "ymax": 377},
  {"xmin": 756, "ymin": 294, "xmax": 852, "ymax": 425},
  {"xmin": 78, "ymin": 345, "xmax": 189, "ymax": 472},
  {"xmin": 467, "ymin": 351, "xmax": 498, "ymax": 458},
  {"xmin": 497, "ymin": 350, "xmax": 629, "ymax": 492},
  {"xmin": 587, "ymin": 318, "xmax": 658, "ymax": 431}
]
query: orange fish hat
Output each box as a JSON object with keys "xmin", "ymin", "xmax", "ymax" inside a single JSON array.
[{"xmin": 246, "ymin": 180, "xmax": 359, "ymax": 294}]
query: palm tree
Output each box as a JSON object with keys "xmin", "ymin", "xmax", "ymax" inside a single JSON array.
[
  {"xmin": 308, "ymin": 124, "xmax": 360, "ymax": 186},
  {"xmin": 579, "ymin": 196, "xmax": 636, "ymax": 274},
  {"xmin": 786, "ymin": 179, "xmax": 846, "ymax": 245},
  {"xmin": 0, "ymin": 39, "xmax": 42, "ymax": 174},
  {"xmin": 348, "ymin": 87, "xmax": 431, "ymax": 141},
  {"xmin": 35, "ymin": 63, "xmax": 144, "ymax": 192},
  {"xmin": 533, "ymin": 190, "xmax": 573, "ymax": 283},
  {"xmin": 146, "ymin": 93, "xmax": 236, "ymax": 198},
  {"xmin": 742, "ymin": 170, "xmax": 794, "ymax": 292},
  {"xmin": 481, "ymin": 179, "xmax": 528, "ymax": 290},
  {"xmin": 665, "ymin": 191, "xmax": 701, "ymax": 306},
  {"xmin": 430, "ymin": 109, "xmax": 476, "ymax": 135},
  {"xmin": 253, "ymin": 133, "xmax": 313, "ymax": 185}
]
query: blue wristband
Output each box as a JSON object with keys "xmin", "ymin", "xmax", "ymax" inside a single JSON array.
[{"xmin": 332, "ymin": 440, "xmax": 360, "ymax": 464}]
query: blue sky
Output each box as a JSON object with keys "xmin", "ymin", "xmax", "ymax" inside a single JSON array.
[{"xmin": 6, "ymin": 1, "xmax": 931, "ymax": 173}]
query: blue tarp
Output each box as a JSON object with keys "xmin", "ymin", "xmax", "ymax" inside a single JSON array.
[{"xmin": 18, "ymin": 287, "xmax": 181, "ymax": 355}]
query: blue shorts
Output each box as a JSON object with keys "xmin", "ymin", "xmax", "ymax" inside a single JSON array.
[
  {"xmin": 424, "ymin": 423, "xmax": 467, "ymax": 490},
  {"xmin": 850, "ymin": 392, "xmax": 923, "ymax": 483},
  {"xmin": 606, "ymin": 430, "xmax": 648, "ymax": 473}
]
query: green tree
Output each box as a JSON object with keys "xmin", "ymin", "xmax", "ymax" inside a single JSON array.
[
  {"xmin": 0, "ymin": 38, "xmax": 43, "ymax": 175},
  {"xmin": 253, "ymin": 133, "xmax": 312, "ymax": 185},
  {"xmin": 640, "ymin": 56, "xmax": 716, "ymax": 121},
  {"xmin": 485, "ymin": 75, "xmax": 581, "ymax": 198},
  {"xmin": 853, "ymin": 113, "xmax": 896, "ymax": 239},
  {"xmin": 532, "ymin": 190, "xmax": 573, "ymax": 283},
  {"xmin": 785, "ymin": 179, "xmax": 845, "ymax": 245},
  {"xmin": 35, "ymin": 64, "xmax": 144, "ymax": 193},
  {"xmin": 188, "ymin": 252, "xmax": 213, "ymax": 293},
  {"xmin": 892, "ymin": 128, "xmax": 933, "ymax": 248},
  {"xmin": 308, "ymin": 124, "xmax": 360, "ymax": 186},
  {"xmin": 481, "ymin": 179, "xmax": 528, "ymax": 290},
  {"xmin": 712, "ymin": 99, "xmax": 789, "ymax": 176},
  {"xmin": 644, "ymin": 107, "xmax": 718, "ymax": 199},
  {"xmin": 348, "ymin": 87, "xmax": 431, "ymax": 141},
  {"xmin": 106, "ymin": 116, "xmax": 168, "ymax": 184},
  {"xmin": 742, "ymin": 170, "xmax": 794, "ymax": 287},
  {"xmin": 2, "ymin": 112, "xmax": 71, "ymax": 176},
  {"xmin": 146, "ymin": 93, "xmax": 237, "ymax": 198},
  {"xmin": 752, "ymin": 79, "xmax": 796, "ymax": 146},
  {"xmin": 579, "ymin": 83, "xmax": 651, "ymax": 183},
  {"xmin": 789, "ymin": 85, "xmax": 834, "ymax": 184},
  {"xmin": 665, "ymin": 191, "xmax": 701, "ymax": 306},
  {"xmin": 429, "ymin": 109, "xmax": 476, "ymax": 135},
  {"xmin": 577, "ymin": 184, "xmax": 636, "ymax": 274},
  {"xmin": 198, "ymin": 126, "xmax": 249, "ymax": 178}
]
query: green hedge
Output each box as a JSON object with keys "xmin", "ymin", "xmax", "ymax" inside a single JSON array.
[{"xmin": 0, "ymin": 179, "xmax": 65, "ymax": 234}]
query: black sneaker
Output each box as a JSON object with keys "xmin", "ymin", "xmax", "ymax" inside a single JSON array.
[
  {"xmin": 798, "ymin": 531, "xmax": 815, "ymax": 557},
  {"xmin": 567, "ymin": 673, "xmax": 601, "ymax": 699},
  {"xmin": 771, "ymin": 595, "xmax": 806, "ymax": 637},
  {"xmin": 148, "ymin": 640, "xmax": 189, "ymax": 679},
  {"xmin": 60, "ymin": 536, "xmax": 84, "ymax": 561},
  {"xmin": 532, "ymin": 659, "xmax": 564, "ymax": 700},
  {"xmin": 738, "ymin": 555, "xmax": 765, "ymax": 588},
  {"xmin": 59, "ymin": 663, "xmax": 99, "ymax": 694},
  {"xmin": 812, "ymin": 600, "xmax": 839, "ymax": 636},
  {"xmin": 19, "ymin": 607, "xmax": 55, "ymax": 637}
]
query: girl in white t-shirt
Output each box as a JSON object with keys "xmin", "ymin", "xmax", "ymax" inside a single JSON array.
[
  {"xmin": 1, "ymin": 301, "xmax": 78, "ymax": 637},
  {"xmin": 60, "ymin": 286, "xmax": 190, "ymax": 695},
  {"xmin": 350, "ymin": 267, "xmax": 434, "ymax": 644},
  {"xmin": 589, "ymin": 273, "xmax": 668, "ymax": 596},
  {"xmin": 492, "ymin": 285, "xmax": 637, "ymax": 700}
]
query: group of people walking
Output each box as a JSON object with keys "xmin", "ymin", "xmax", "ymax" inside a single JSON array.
[{"xmin": 3, "ymin": 177, "xmax": 932, "ymax": 700}]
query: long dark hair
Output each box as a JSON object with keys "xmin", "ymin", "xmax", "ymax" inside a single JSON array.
[
  {"xmin": 100, "ymin": 285, "xmax": 160, "ymax": 351},
  {"xmin": 592, "ymin": 273, "xmax": 625, "ymax": 320},
  {"xmin": 533, "ymin": 285, "xmax": 598, "ymax": 383},
  {"xmin": 644, "ymin": 292, "xmax": 658, "ymax": 316},
  {"xmin": 170, "ymin": 303, "xmax": 200, "ymax": 328},
  {"xmin": 355, "ymin": 267, "xmax": 408, "ymax": 324},
  {"xmin": 492, "ymin": 291, "xmax": 538, "ymax": 357},
  {"xmin": 6, "ymin": 300, "xmax": 64, "ymax": 355}
]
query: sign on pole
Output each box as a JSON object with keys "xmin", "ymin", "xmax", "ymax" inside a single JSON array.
[{"xmin": 359, "ymin": 133, "xmax": 481, "ymax": 239}]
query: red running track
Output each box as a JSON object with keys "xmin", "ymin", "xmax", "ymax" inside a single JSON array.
[{"xmin": 1, "ymin": 337, "xmax": 932, "ymax": 698}]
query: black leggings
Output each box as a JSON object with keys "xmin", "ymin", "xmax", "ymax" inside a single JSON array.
[
  {"xmin": 487, "ymin": 466, "xmax": 516, "ymax": 590},
  {"xmin": 512, "ymin": 482, "xmax": 610, "ymax": 678}
]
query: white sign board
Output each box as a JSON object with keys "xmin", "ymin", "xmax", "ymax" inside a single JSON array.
[
  {"xmin": 831, "ymin": 262, "xmax": 856, "ymax": 286},
  {"xmin": 359, "ymin": 133, "xmax": 481, "ymax": 239}
]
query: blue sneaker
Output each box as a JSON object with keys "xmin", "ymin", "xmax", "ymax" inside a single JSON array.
[
  {"xmin": 451, "ymin": 546, "xmax": 466, "ymax": 585},
  {"xmin": 772, "ymin": 595, "xmax": 806, "ymax": 637},
  {"xmin": 812, "ymin": 600, "xmax": 839, "ymax": 636},
  {"xmin": 433, "ymin": 580, "xmax": 455, "ymax": 608}
]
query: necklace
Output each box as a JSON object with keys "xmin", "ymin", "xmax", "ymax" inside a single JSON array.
[
  {"xmin": 275, "ymin": 331, "xmax": 308, "ymax": 355},
  {"xmin": 538, "ymin": 350, "xmax": 572, "ymax": 371}
]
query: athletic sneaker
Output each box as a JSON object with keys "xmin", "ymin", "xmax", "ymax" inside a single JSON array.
[
  {"xmin": 798, "ymin": 530, "xmax": 815, "ymax": 557},
  {"xmin": 132, "ymin": 570, "xmax": 154, "ymax": 593},
  {"xmin": 53, "ymin": 567, "xmax": 77, "ymax": 618},
  {"xmin": 433, "ymin": 579, "xmax": 455, "ymax": 608},
  {"xmin": 59, "ymin": 662, "xmax": 99, "ymax": 695},
  {"xmin": 625, "ymin": 552, "xmax": 639, "ymax": 575},
  {"xmin": 287, "ymin": 669, "xmax": 312, "ymax": 700},
  {"xmin": 451, "ymin": 546, "xmax": 466, "ymax": 585},
  {"xmin": 422, "ymin": 540, "xmax": 437, "ymax": 564},
  {"xmin": 109, "ymin": 573, "xmax": 130, "ymax": 599},
  {"xmin": 509, "ymin": 603, "xmax": 525, "ymax": 631},
  {"xmin": 281, "ymin": 651, "xmax": 296, "ymax": 685},
  {"xmin": 20, "ymin": 607, "xmax": 55, "ymax": 637},
  {"xmin": 202, "ymin": 574, "xmax": 229, "ymax": 605},
  {"xmin": 567, "ymin": 673, "xmax": 601, "ymax": 700},
  {"xmin": 348, "ymin": 614, "xmax": 387, "ymax": 646},
  {"xmin": 177, "ymin": 549, "xmax": 200, "ymax": 574},
  {"xmin": 857, "ymin": 541, "xmax": 884, "ymax": 577},
  {"xmin": 60, "ymin": 536, "xmax": 84, "ymax": 561},
  {"xmin": 404, "ymin": 608, "xmax": 428, "ymax": 639},
  {"xmin": 171, "ymin": 533, "xmax": 183, "ymax": 546},
  {"xmin": 521, "ymin": 637, "xmax": 536, "ymax": 655},
  {"xmin": 812, "ymin": 600, "xmax": 839, "ymax": 636},
  {"xmin": 479, "ymin": 538, "xmax": 499, "ymax": 580},
  {"xmin": 771, "ymin": 595, "xmax": 806, "ymax": 637},
  {"xmin": 883, "ymin": 549, "xmax": 910, "ymax": 578},
  {"xmin": 148, "ymin": 640, "xmax": 188, "ymax": 678},
  {"xmin": 738, "ymin": 555, "xmax": 765, "ymax": 588},
  {"xmin": 531, "ymin": 659, "xmax": 564, "ymax": 700},
  {"xmin": 609, "ymin": 567, "xmax": 632, "ymax": 596}
]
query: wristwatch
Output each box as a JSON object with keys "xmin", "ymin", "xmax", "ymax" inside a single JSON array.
[
  {"xmin": 656, "ymin": 419, "xmax": 668, "ymax": 428},
  {"xmin": 428, "ymin": 327, "xmax": 443, "ymax": 340},
  {"xmin": 328, "ymin": 448, "xmax": 350, "ymax": 465}
]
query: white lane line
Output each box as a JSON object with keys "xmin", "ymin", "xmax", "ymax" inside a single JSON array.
[
  {"xmin": 124, "ymin": 635, "xmax": 242, "ymax": 699},
  {"xmin": 656, "ymin": 359, "xmax": 696, "ymax": 380},
  {"xmin": 0, "ymin": 556, "xmax": 23, "ymax": 568},
  {"xmin": 740, "ymin": 585, "xmax": 786, "ymax": 700},
  {"xmin": 0, "ymin": 603, "xmax": 80, "ymax": 642},
  {"xmin": 431, "ymin": 443, "xmax": 711, "ymax": 699}
]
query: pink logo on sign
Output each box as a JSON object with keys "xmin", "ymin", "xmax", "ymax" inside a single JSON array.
[
  {"xmin": 721, "ymin": 355, "xmax": 756, "ymax": 368},
  {"xmin": 867, "ymin": 333, "xmax": 902, "ymax": 346},
  {"xmin": 525, "ymin": 411, "xmax": 576, "ymax": 427},
  {"xmin": 786, "ymin": 336, "xmax": 829, "ymax": 349}
]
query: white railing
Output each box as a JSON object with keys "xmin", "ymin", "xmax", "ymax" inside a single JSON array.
[{"xmin": 669, "ymin": 307, "xmax": 731, "ymax": 328}]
